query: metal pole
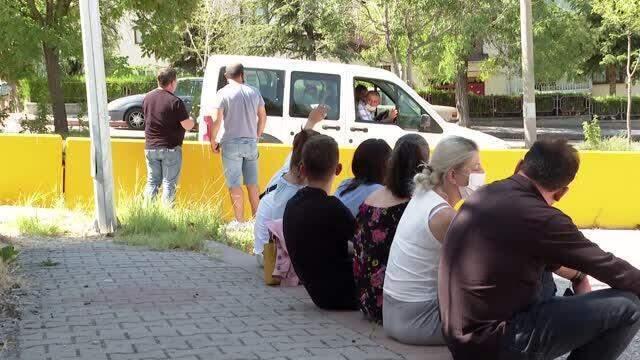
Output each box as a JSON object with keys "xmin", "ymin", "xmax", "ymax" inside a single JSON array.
[
  {"xmin": 520, "ymin": 0, "xmax": 537, "ymax": 147},
  {"xmin": 79, "ymin": 0, "xmax": 117, "ymax": 233}
]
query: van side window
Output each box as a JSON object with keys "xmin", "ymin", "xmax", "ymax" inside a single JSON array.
[
  {"xmin": 290, "ymin": 72, "xmax": 340, "ymax": 120},
  {"xmin": 217, "ymin": 67, "xmax": 285, "ymax": 117}
]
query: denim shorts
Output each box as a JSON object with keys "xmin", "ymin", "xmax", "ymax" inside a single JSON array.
[{"xmin": 221, "ymin": 138, "xmax": 259, "ymax": 188}]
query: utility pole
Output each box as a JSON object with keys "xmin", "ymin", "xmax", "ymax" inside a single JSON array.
[
  {"xmin": 520, "ymin": 0, "xmax": 537, "ymax": 147},
  {"xmin": 79, "ymin": 0, "xmax": 117, "ymax": 233}
]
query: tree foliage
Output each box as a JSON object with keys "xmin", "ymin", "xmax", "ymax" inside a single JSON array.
[
  {"xmin": 592, "ymin": 0, "xmax": 640, "ymax": 141},
  {"xmin": 239, "ymin": 0, "xmax": 359, "ymax": 61}
]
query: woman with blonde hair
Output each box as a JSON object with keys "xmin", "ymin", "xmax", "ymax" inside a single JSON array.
[{"xmin": 382, "ymin": 136, "xmax": 484, "ymax": 345}]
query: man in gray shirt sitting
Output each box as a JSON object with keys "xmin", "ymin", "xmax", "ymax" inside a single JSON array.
[{"xmin": 207, "ymin": 63, "xmax": 267, "ymax": 223}]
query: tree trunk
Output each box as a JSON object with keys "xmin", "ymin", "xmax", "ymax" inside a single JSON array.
[
  {"xmin": 42, "ymin": 43, "xmax": 68, "ymax": 134},
  {"xmin": 626, "ymin": 34, "xmax": 632, "ymax": 143},
  {"xmin": 383, "ymin": 4, "xmax": 400, "ymax": 77},
  {"xmin": 302, "ymin": 23, "xmax": 317, "ymax": 61},
  {"xmin": 606, "ymin": 63, "xmax": 617, "ymax": 96},
  {"xmin": 405, "ymin": 35, "xmax": 414, "ymax": 88},
  {"xmin": 455, "ymin": 61, "xmax": 470, "ymax": 127}
]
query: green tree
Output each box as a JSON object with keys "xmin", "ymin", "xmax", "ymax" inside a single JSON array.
[
  {"xmin": 592, "ymin": 0, "xmax": 640, "ymax": 142},
  {"xmin": 2, "ymin": 0, "xmax": 83, "ymax": 134},
  {"xmin": 0, "ymin": 0, "xmax": 124, "ymax": 134},
  {"xmin": 430, "ymin": 0, "xmax": 594, "ymax": 127},
  {"xmin": 120, "ymin": 0, "xmax": 199, "ymax": 69},
  {"xmin": 241, "ymin": 0, "xmax": 358, "ymax": 61},
  {"xmin": 358, "ymin": 0, "xmax": 453, "ymax": 87}
]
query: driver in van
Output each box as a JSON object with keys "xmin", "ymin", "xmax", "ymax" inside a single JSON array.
[{"xmin": 357, "ymin": 91, "xmax": 398, "ymax": 124}]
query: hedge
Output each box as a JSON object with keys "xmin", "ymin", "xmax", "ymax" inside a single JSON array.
[
  {"xmin": 19, "ymin": 76, "xmax": 156, "ymax": 104},
  {"xmin": 421, "ymin": 91, "xmax": 640, "ymax": 120}
]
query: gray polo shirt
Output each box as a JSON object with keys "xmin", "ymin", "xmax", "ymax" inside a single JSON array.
[{"xmin": 213, "ymin": 82, "xmax": 265, "ymax": 142}]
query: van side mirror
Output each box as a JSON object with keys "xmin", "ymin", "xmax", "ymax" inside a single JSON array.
[{"xmin": 419, "ymin": 114, "xmax": 432, "ymax": 132}]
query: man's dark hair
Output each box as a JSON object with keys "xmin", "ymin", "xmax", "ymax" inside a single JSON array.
[
  {"xmin": 225, "ymin": 63, "xmax": 244, "ymax": 79},
  {"xmin": 290, "ymin": 129, "xmax": 320, "ymax": 173},
  {"xmin": 385, "ymin": 134, "xmax": 430, "ymax": 198},
  {"xmin": 355, "ymin": 84, "xmax": 368, "ymax": 95},
  {"xmin": 340, "ymin": 139, "xmax": 391, "ymax": 196},
  {"xmin": 521, "ymin": 139, "xmax": 580, "ymax": 191},
  {"xmin": 157, "ymin": 67, "xmax": 177, "ymax": 87},
  {"xmin": 301, "ymin": 135, "xmax": 339, "ymax": 181}
]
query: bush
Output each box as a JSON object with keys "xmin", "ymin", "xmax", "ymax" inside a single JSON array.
[
  {"xmin": 20, "ymin": 103, "xmax": 50, "ymax": 134},
  {"xmin": 582, "ymin": 116, "xmax": 602, "ymax": 148},
  {"xmin": 19, "ymin": 76, "xmax": 156, "ymax": 104},
  {"xmin": 592, "ymin": 96, "xmax": 624, "ymax": 120},
  {"xmin": 581, "ymin": 116, "xmax": 640, "ymax": 151}
]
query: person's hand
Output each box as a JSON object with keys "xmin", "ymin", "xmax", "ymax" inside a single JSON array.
[
  {"xmin": 304, "ymin": 105, "xmax": 328, "ymax": 129},
  {"xmin": 211, "ymin": 141, "xmax": 220, "ymax": 154},
  {"xmin": 391, "ymin": 108, "xmax": 399, "ymax": 119},
  {"xmin": 572, "ymin": 276, "xmax": 592, "ymax": 295}
]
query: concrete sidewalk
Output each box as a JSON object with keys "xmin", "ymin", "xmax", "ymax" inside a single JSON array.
[
  {"xmin": 5, "ymin": 230, "xmax": 640, "ymax": 359},
  {"xmin": 6, "ymin": 240, "xmax": 450, "ymax": 360}
]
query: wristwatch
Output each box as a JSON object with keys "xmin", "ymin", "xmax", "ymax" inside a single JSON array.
[{"xmin": 571, "ymin": 270, "xmax": 586, "ymax": 283}]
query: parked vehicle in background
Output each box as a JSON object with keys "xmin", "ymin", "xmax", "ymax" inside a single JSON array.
[
  {"xmin": 107, "ymin": 77, "xmax": 203, "ymax": 129},
  {"xmin": 431, "ymin": 104, "xmax": 459, "ymax": 123},
  {"xmin": 198, "ymin": 55, "xmax": 508, "ymax": 149}
]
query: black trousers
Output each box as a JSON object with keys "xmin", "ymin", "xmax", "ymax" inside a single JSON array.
[{"xmin": 499, "ymin": 273, "xmax": 640, "ymax": 360}]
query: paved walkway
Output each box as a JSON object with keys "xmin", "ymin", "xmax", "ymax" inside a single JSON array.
[
  {"xmin": 6, "ymin": 241, "xmax": 450, "ymax": 360},
  {"xmin": 5, "ymin": 230, "xmax": 640, "ymax": 360}
]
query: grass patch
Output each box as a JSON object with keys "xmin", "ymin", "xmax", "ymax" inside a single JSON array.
[
  {"xmin": 15, "ymin": 216, "xmax": 64, "ymax": 237},
  {"xmin": 579, "ymin": 135, "xmax": 640, "ymax": 151},
  {"xmin": 40, "ymin": 258, "xmax": 59, "ymax": 267},
  {"xmin": 217, "ymin": 224, "xmax": 254, "ymax": 254},
  {"xmin": 116, "ymin": 196, "xmax": 223, "ymax": 251}
]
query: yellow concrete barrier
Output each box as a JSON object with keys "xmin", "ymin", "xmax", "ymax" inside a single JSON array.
[
  {"xmin": 0, "ymin": 134, "xmax": 63, "ymax": 206},
  {"xmin": 5, "ymin": 135, "xmax": 639, "ymax": 229},
  {"xmin": 64, "ymin": 138, "xmax": 356, "ymax": 220},
  {"xmin": 480, "ymin": 149, "xmax": 640, "ymax": 229}
]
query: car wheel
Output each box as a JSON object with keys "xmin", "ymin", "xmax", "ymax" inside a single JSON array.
[{"xmin": 124, "ymin": 107, "xmax": 144, "ymax": 130}]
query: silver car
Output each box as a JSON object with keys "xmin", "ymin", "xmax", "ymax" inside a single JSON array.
[{"xmin": 107, "ymin": 77, "xmax": 203, "ymax": 129}]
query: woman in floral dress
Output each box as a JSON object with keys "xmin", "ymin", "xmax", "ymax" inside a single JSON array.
[{"xmin": 352, "ymin": 134, "xmax": 430, "ymax": 323}]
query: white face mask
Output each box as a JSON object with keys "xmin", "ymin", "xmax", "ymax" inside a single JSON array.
[
  {"xmin": 458, "ymin": 172, "xmax": 486, "ymax": 199},
  {"xmin": 365, "ymin": 104, "xmax": 377, "ymax": 112}
]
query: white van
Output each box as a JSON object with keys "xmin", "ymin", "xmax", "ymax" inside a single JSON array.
[{"xmin": 198, "ymin": 55, "xmax": 508, "ymax": 149}]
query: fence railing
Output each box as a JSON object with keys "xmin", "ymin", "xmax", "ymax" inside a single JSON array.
[{"xmin": 421, "ymin": 93, "xmax": 640, "ymax": 120}]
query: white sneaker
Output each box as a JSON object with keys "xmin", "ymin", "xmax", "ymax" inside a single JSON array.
[
  {"xmin": 226, "ymin": 220, "xmax": 254, "ymax": 232},
  {"xmin": 226, "ymin": 220, "xmax": 243, "ymax": 232}
]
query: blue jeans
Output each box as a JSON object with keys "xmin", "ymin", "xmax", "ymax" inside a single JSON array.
[
  {"xmin": 144, "ymin": 147, "xmax": 182, "ymax": 205},
  {"xmin": 499, "ymin": 272, "xmax": 640, "ymax": 360},
  {"xmin": 221, "ymin": 138, "xmax": 259, "ymax": 188}
]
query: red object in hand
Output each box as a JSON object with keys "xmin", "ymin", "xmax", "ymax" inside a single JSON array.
[{"xmin": 203, "ymin": 115, "xmax": 213, "ymax": 141}]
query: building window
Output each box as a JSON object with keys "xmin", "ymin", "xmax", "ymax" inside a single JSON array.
[{"xmin": 134, "ymin": 28, "xmax": 143, "ymax": 45}]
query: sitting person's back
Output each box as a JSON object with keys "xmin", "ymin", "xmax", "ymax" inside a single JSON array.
[
  {"xmin": 353, "ymin": 134, "xmax": 429, "ymax": 323},
  {"xmin": 283, "ymin": 135, "xmax": 357, "ymax": 310},
  {"xmin": 383, "ymin": 136, "xmax": 482, "ymax": 346},
  {"xmin": 335, "ymin": 138, "xmax": 391, "ymax": 216},
  {"xmin": 253, "ymin": 129, "xmax": 319, "ymax": 259}
]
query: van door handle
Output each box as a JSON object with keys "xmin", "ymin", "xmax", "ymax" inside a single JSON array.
[
  {"xmin": 322, "ymin": 125, "xmax": 341, "ymax": 131},
  {"xmin": 350, "ymin": 127, "xmax": 369, "ymax": 133}
]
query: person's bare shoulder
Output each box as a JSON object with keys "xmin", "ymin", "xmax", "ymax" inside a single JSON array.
[{"xmin": 428, "ymin": 207, "xmax": 457, "ymax": 244}]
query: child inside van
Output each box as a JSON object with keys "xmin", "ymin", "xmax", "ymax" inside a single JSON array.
[{"xmin": 283, "ymin": 135, "xmax": 358, "ymax": 310}]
